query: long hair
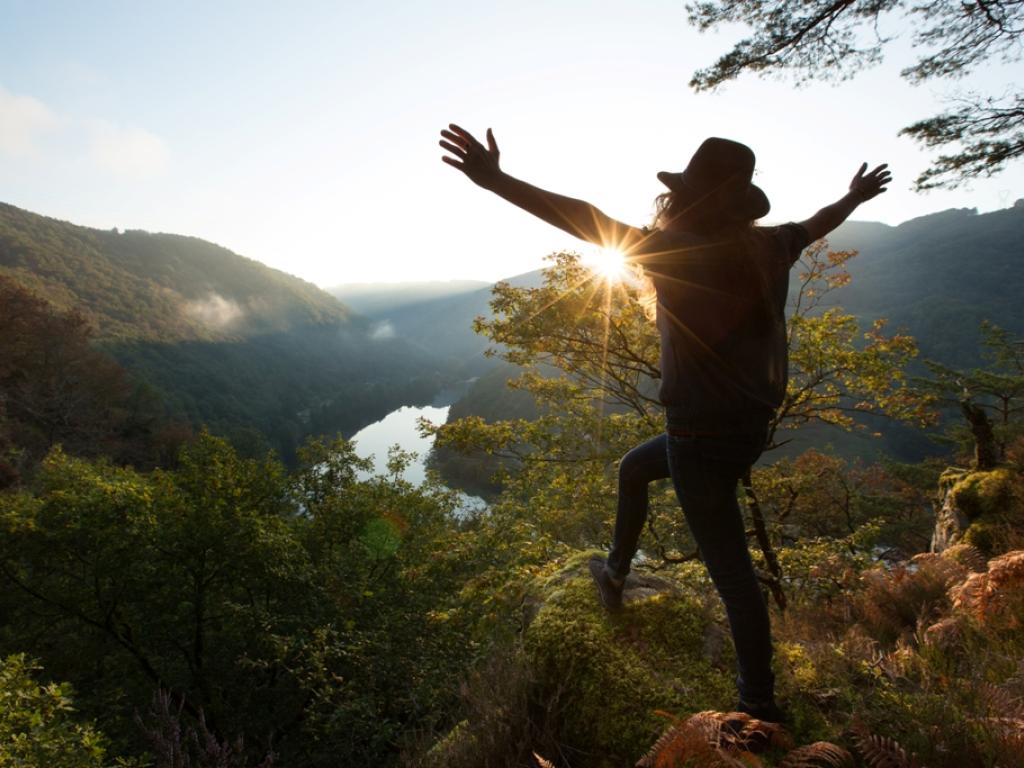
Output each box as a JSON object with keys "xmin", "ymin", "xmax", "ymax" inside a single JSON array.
[
  {"xmin": 652, "ymin": 189, "xmax": 759, "ymax": 236},
  {"xmin": 634, "ymin": 189, "xmax": 762, "ymax": 321}
]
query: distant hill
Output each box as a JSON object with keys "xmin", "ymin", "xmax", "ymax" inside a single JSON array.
[
  {"xmin": 0, "ymin": 203, "xmax": 348, "ymax": 342},
  {"xmin": 0, "ymin": 202, "xmax": 452, "ymax": 462},
  {"xmin": 329, "ymin": 279, "xmax": 489, "ymax": 315},
  {"xmin": 366, "ymin": 270, "xmax": 546, "ymax": 374},
  {"xmin": 827, "ymin": 205, "xmax": 1024, "ymax": 366}
]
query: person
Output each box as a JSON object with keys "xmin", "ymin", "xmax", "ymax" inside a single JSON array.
[{"xmin": 439, "ymin": 124, "xmax": 890, "ymax": 722}]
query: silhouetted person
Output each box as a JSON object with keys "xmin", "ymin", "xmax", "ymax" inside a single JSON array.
[{"xmin": 440, "ymin": 123, "xmax": 890, "ymax": 722}]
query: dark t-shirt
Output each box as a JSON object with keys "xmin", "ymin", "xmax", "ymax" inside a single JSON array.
[{"xmin": 643, "ymin": 223, "xmax": 810, "ymax": 427}]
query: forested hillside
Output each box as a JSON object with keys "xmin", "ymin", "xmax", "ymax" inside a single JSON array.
[
  {"xmin": 0, "ymin": 202, "xmax": 452, "ymax": 462},
  {"xmin": 0, "ymin": 203, "xmax": 347, "ymax": 341},
  {"xmin": 827, "ymin": 204, "xmax": 1024, "ymax": 366},
  {"xmin": 329, "ymin": 279, "xmax": 489, "ymax": 315}
]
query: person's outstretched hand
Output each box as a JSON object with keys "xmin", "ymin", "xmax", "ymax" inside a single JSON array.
[
  {"xmin": 440, "ymin": 124, "xmax": 502, "ymax": 189},
  {"xmin": 849, "ymin": 163, "xmax": 891, "ymax": 201}
]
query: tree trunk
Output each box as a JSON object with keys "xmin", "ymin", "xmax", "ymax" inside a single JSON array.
[
  {"xmin": 740, "ymin": 469, "xmax": 787, "ymax": 611},
  {"xmin": 961, "ymin": 399, "xmax": 998, "ymax": 470}
]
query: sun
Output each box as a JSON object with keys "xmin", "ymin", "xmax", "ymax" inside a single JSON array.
[{"xmin": 585, "ymin": 247, "xmax": 628, "ymax": 283}]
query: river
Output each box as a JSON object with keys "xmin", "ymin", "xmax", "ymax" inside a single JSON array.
[
  {"xmin": 348, "ymin": 394, "xmax": 487, "ymax": 514},
  {"xmin": 349, "ymin": 404, "xmax": 449, "ymax": 486}
]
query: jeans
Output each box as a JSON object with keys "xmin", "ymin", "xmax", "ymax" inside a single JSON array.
[{"xmin": 605, "ymin": 426, "xmax": 774, "ymax": 705}]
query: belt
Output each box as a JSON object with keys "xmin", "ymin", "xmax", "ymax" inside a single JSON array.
[
  {"xmin": 666, "ymin": 426, "xmax": 723, "ymax": 438},
  {"xmin": 665, "ymin": 405, "xmax": 773, "ymax": 436}
]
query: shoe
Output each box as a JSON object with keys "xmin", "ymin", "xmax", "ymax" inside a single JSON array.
[
  {"xmin": 588, "ymin": 557, "xmax": 624, "ymax": 613},
  {"xmin": 736, "ymin": 698, "xmax": 786, "ymax": 724}
]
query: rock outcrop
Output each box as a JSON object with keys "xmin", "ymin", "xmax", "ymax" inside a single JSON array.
[{"xmin": 932, "ymin": 468, "xmax": 1022, "ymax": 556}]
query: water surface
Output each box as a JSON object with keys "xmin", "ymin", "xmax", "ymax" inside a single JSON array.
[{"xmin": 349, "ymin": 402, "xmax": 487, "ymax": 514}]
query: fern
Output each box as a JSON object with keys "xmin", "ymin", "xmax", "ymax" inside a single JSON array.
[
  {"xmin": 853, "ymin": 731, "xmax": 922, "ymax": 768},
  {"xmin": 974, "ymin": 683, "xmax": 1024, "ymax": 758},
  {"xmin": 951, "ymin": 549, "xmax": 1024, "ymax": 622},
  {"xmin": 940, "ymin": 543, "xmax": 987, "ymax": 573},
  {"xmin": 637, "ymin": 719, "xmax": 687, "ymax": 767},
  {"xmin": 779, "ymin": 742, "xmax": 854, "ymax": 768},
  {"xmin": 979, "ymin": 681, "xmax": 1024, "ymax": 719},
  {"xmin": 636, "ymin": 710, "xmax": 789, "ymax": 768}
]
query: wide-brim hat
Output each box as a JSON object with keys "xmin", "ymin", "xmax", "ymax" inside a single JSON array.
[{"xmin": 657, "ymin": 137, "xmax": 770, "ymax": 221}]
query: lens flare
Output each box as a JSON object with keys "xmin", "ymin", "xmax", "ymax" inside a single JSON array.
[{"xmin": 586, "ymin": 247, "xmax": 627, "ymax": 283}]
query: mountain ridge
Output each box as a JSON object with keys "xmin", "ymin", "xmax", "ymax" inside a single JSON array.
[{"xmin": 0, "ymin": 201, "xmax": 351, "ymax": 342}]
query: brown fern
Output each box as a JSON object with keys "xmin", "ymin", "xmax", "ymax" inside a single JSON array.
[
  {"xmin": 637, "ymin": 716, "xmax": 740, "ymax": 768},
  {"xmin": 636, "ymin": 717, "xmax": 687, "ymax": 768},
  {"xmin": 950, "ymin": 549, "xmax": 1024, "ymax": 624},
  {"xmin": 779, "ymin": 742, "xmax": 854, "ymax": 768},
  {"xmin": 940, "ymin": 543, "xmax": 987, "ymax": 573},
  {"xmin": 974, "ymin": 683, "xmax": 1024, "ymax": 759},
  {"xmin": 853, "ymin": 731, "xmax": 922, "ymax": 768},
  {"xmin": 921, "ymin": 616, "xmax": 961, "ymax": 650},
  {"xmin": 949, "ymin": 570, "xmax": 987, "ymax": 617},
  {"xmin": 979, "ymin": 681, "xmax": 1024, "ymax": 718},
  {"xmin": 637, "ymin": 710, "xmax": 789, "ymax": 768},
  {"xmin": 639, "ymin": 718, "xmax": 746, "ymax": 768},
  {"xmin": 986, "ymin": 550, "xmax": 1024, "ymax": 596}
]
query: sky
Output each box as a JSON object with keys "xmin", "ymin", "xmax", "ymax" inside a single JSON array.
[{"xmin": 2, "ymin": 0, "xmax": 1021, "ymax": 287}]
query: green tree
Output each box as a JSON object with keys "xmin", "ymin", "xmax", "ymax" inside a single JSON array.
[
  {"xmin": 0, "ymin": 654, "xmax": 135, "ymax": 768},
  {"xmin": 0, "ymin": 433, "xmax": 479, "ymax": 766},
  {"xmin": 685, "ymin": 0, "xmax": 1024, "ymax": 189},
  {"xmin": 919, "ymin": 321, "xmax": 1024, "ymax": 467},
  {"xmin": 770, "ymin": 240, "xmax": 930, "ymax": 447}
]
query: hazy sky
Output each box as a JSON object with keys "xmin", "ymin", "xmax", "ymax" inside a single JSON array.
[{"xmin": 2, "ymin": 1, "xmax": 1021, "ymax": 287}]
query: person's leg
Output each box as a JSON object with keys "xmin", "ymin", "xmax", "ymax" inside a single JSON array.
[
  {"xmin": 605, "ymin": 433, "xmax": 670, "ymax": 581},
  {"xmin": 666, "ymin": 433, "xmax": 774, "ymax": 706}
]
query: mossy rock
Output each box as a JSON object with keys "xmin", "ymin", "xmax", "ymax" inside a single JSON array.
[
  {"xmin": 938, "ymin": 467, "xmax": 970, "ymax": 493},
  {"xmin": 961, "ymin": 519, "xmax": 997, "ymax": 556},
  {"xmin": 948, "ymin": 469, "xmax": 1014, "ymax": 521},
  {"xmin": 521, "ymin": 551, "xmax": 733, "ymax": 767},
  {"xmin": 933, "ymin": 468, "xmax": 1022, "ymax": 556}
]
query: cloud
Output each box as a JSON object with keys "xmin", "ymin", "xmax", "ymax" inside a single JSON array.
[
  {"xmin": 0, "ymin": 84, "xmax": 57, "ymax": 156},
  {"xmin": 184, "ymin": 293, "xmax": 244, "ymax": 329},
  {"xmin": 88, "ymin": 120, "xmax": 169, "ymax": 178},
  {"xmin": 370, "ymin": 321, "xmax": 396, "ymax": 340}
]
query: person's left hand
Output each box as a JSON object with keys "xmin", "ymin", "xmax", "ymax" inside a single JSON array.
[
  {"xmin": 439, "ymin": 124, "xmax": 501, "ymax": 189},
  {"xmin": 849, "ymin": 162, "xmax": 891, "ymax": 201}
]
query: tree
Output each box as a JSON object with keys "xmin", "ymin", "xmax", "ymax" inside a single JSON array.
[
  {"xmin": 0, "ymin": 433, "xmax": 480, "ymax": 767},
  {"xmin": 919, "ymin": 321, "xmax": 1024, "ymax": 467},
  {"xmin": 0, "ymin": 654, "xmax": 135, "ymax": 768},
  {"xmin": 772, "ymin": 240, "xmax": 930, "ymax": 449},
  {"xmin": 685, "ymin": 0, "xmax": 1024, "ymax": 189},
  {"xmin": 0, "ymin": 275, "xmax": 179, "ymax": 475}
]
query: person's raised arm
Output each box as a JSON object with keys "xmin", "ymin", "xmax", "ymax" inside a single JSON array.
[
  {"xmin": 439, "ymin": 123, "xmax": 648, "ymax": 251},
  {"xmin": 798, "ymin": 163, "xmax": 892, "ymax": 242}
]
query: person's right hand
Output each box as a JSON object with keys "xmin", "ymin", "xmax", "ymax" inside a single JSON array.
[
  {"xmin": 440, "ymin": 124, "xmax": 502, "ymax": 189},
  {"xmin": 849, "ymin": 162, "xmax": 891, "ymax": 201}
]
